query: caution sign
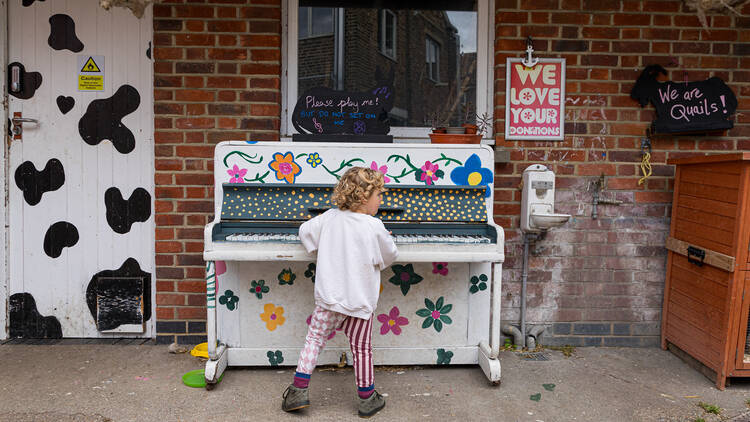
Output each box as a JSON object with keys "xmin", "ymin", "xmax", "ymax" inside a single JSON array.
[{"xmin": 77, "ymin": 55, "xmax": 104, "ymax": 91}]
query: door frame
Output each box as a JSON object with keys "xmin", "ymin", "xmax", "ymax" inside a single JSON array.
[{"xmin": 1, "ymin": 0, "xmax": 9, "ymax": 340}]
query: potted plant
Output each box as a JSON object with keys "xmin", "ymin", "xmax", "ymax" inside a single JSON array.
[{"xmin": 429, "ymin": 112, "xmax": 491, "ymax": 144}]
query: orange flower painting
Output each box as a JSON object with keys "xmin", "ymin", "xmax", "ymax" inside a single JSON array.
[{"xmin": 268, "ymin": 152, "xmax": 301, "ymax": 184}]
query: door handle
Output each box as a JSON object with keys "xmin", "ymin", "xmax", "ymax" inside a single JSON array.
[{"xmin": 10, "ymin": 117, "xmax": 39, "ymax": 136}]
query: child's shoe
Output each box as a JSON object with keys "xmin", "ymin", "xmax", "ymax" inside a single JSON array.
[
  {"xmin": 281, "ymin": 384, "xmax": 310, "ymax": 412},
  {"xmin": 358, "ymin": 390, "xmax": 385, "ymax": 418}
]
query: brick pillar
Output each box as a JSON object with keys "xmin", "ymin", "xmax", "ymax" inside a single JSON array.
[{"xmin": 152, "ymin": 0, "xmax": 282, "ymax": 344}]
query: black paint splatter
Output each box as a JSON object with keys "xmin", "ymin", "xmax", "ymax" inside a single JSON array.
[
  {"xmin": 48, "ymin": 14, "xmax": 84, "ymax": 53},
  {"xmin": 22, "ymin": 0, "xmax": 45, "ymax": 7},
  {"xmin": 78, "ymin": 85, "xmax": 141, "ymax": 154},
  {"xmin": 7, "ymin": 118, "xmax": 12, "ymax": 137},
  {"xmin": 56, "ymin": 96, "xmax": 75, "ymax": 114},
  {"xmin": 146, "ymin": 41, "xmax": 152, "ymax": 59},
  {"xmin": 15, "ymin": 159, "xmax": 65, "ymax": 206},
  {"xmin": 86, "ymin": 258, "xmax": 152, "ymax": 331},
  {"xmin": 43, "ymin": 221, "xmax": 79, "ymax": 258},
  {"xmin": 105, "ymin": 187, "xmax": 151, "ymax": 234},
  {"xmin": 9, "ymin": 293, "xmax": 63, "ymax": 338},
  {"xmin": 7, "ymin": 62, "xmax": 42, "ymax": 100}
]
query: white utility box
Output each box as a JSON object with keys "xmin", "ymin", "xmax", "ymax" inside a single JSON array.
[{"xmin": 521, "ymin": 164, "xmax": 570, "ymax": 233}]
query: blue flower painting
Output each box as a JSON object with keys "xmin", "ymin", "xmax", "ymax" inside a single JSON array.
[{"xmin": 449, "ymin": 153, "xmax": 493, "ymax": 197}]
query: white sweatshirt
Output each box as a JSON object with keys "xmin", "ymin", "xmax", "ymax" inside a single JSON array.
[{"xmin": 299, "ymin": 209, "xmax": 399, "ymax": 319}]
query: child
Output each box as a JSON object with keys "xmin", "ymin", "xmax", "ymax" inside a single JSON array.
[{"xmin": 282, "ymin": 167, "xmax": 398, "ymax": 418}]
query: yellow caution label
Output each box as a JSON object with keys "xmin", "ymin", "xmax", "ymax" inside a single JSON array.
[
  {"xmin": 78, "ymin": 75, "xmax": 104, "ymax": 91},
  {"xmin": 81, "ymin": 57, "xmax": 101, "ymax": 72}
]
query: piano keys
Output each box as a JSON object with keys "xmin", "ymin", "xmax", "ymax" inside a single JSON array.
[{"xmin": 203, "ymin": 142, "xmax": 504, "ymax": 388}]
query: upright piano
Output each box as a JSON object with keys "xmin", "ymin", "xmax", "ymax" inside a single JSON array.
[{"xmin": 203, "ymin": 142, "xmax": 504, "ymax": 388}]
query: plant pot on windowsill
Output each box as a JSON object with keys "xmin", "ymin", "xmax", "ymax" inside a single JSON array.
[{"xmin": 429, "ymin": 132, "xmax": 482, "ymax": 144}]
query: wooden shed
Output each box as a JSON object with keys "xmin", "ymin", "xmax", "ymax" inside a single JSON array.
[{"xmin": 662, "ymin": 153, "xmax": 750, "ymax": 390}]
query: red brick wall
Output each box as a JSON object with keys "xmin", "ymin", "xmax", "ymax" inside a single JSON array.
[
  {"xmin": 152, "ymin": 0, "xmax": 750, "ymax": 346},
  {"xmin": 495, "ymin": 0, "xmax": 750, "ymax": 346},
  {"xmin": 152, "ymin": 0, "xmax": 282, "ymax": 344}
]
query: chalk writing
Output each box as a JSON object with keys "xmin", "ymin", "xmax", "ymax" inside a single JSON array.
[
  {"xmin": 631, "ymin": 65, "xmax": 737, "ymax": 134},
  {"xmin": 292, "ymin": 74, "xmax": 394, "ymax": 136}
]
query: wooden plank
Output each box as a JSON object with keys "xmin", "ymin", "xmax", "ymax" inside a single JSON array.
[
  {"xmin": 668, "ymin": 153, "xmax": 750, "ymax": 166},
  {"xmin": 676, "ymin": 195, "xmax": 736, "ymax": 218},
  {"xmin": 670, "ymin": 268, "xmax": 727, "ymax": 311},
  {"xmin": 675, "ymin": 206, "xmax": 736, "ymax": 233},
  {"xmin": 668, "ymin": 290, "xmax": 726, "ymax": 339},
  {"xmin": 0, "ymin": 0, "xmax": 7, "ymax": 341},
  {"xmin": 679, "ymin": 182, "xmax": 738, "ymax": 204},
  {"xmin": 672, "ymin": 252, "xmax": 734, "ymax": 283},
  {"xmin": 665, "ymin": 315, "xmax": 722, "ymax": 368},
  {"xmin": 672, "ymin": 229, "xmax": 733, "ymax": 256},
  {"xmin": 666, "ymin": 237, "xmax": 736, "ymax": 272},
  {"xmin": 680, "ymin": 168, "xmax": 740, "ymax": 189}
]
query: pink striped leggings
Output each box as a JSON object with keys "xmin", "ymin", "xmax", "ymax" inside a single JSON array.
[{"xmin": 296, "ymin": 305, "xmax": 374, "ymax": 390}]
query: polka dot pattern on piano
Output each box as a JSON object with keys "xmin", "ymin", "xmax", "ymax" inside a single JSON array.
[{"xmin": 221, "ymin": 185, "xmax": 487, "ymax": 222}]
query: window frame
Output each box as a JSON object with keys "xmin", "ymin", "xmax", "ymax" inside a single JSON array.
[
  {"xmin": 298, "ymin": 6, "xmax": 335, "ymax": 39},
  {"xmin": 378, "ymin": 9, "xmax": 397, "ymax": 60},
  {"xmin": 425, "ymin": 36, "xmax": 440, "ymax": 83},
  {"xmin": 282, "ymin": 0, "xmax": 495, "ymax": 141}
]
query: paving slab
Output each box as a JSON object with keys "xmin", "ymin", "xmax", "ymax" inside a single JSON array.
[{"xmin": 1, "ymin": 344, "xmax": 749, "ymax": 421}]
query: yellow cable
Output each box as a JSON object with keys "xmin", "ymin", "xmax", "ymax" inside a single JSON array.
[{"xmin": 638, "ymin": 151, "xmax": 652, "ymax": 186}]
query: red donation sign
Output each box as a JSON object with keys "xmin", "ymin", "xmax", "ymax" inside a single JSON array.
[{"xmin": 505, "ymin": 58, "xmax": 566, "ymax": 140}]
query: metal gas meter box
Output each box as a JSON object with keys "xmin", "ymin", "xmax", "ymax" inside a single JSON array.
[{"xmin": 521, "ymin": 164, "xmax": 570, "ymax": 233}]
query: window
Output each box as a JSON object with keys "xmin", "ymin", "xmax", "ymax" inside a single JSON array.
[
  {"xmin": 283, "ymin": 0, "xmax": 492, "ymax": 139},
  {"xmin": 378, "ymin": 10, "xmax": 397, "ymax": 59},
  {"xmin": 298, "ymin": 7, "xmax": 334, "ymax": 38},
  {"xmin": 426, "ymin": 36, "xmax": 440, "ymax": 82}
]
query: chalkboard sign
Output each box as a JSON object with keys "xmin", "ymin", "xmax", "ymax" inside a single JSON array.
[
  {"xmin": 292, "ymin": 84, "xmax": 394, "ymax": 136},
  {"xmin": 631, "ymin": 65, "xmax": 737, "ymax": 134}
]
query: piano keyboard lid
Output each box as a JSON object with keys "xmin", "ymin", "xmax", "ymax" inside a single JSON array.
[{"xmin": 220, "ymin": 184, "xmax": 488, "ymax": 223}]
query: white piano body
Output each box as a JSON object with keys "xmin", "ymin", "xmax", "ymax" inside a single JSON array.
[{"xmin": 203, "ymin": 142, "xmax": 504, "ymax": 388}]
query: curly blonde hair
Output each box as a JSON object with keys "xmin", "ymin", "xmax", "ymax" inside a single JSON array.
[{"xmin": 332, "ymin": 167, "xmax": 385, "ymax": 211}]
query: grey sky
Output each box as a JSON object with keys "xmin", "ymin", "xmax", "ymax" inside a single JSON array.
[{"xmin": 446, "ymin": 12, "xmax": 477, "ymax": 53}]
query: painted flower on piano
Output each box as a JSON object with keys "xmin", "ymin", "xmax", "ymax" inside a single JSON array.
[
  {"xmin": 416, "ymin": 296, "xmax": 453, "ymax": 333},
  {"xmin": 250, "ymin": 280, "xmax": 269, "ymax": 299},
  {"xmin": 432, "ymin": 262, "xmax": 449, "ymax": 276},
  {"xmin": 227, "ymin": 164, "xmax": 248, "ymax": 183},
  {"xmin": 306, "ymin": 152, "xmax": 323, "ymax": 168},
  {"xmin": 260, "ymin": 303, "xmax": 286, "ymax": 331},
  {"xmin": 377, "ymin": 306, "xmax": 409, "ymax": 336},
  {"xmin": 436, "ymin": 348, "xmax": 453, "ymax": 365},
  {"xmin": 418, "ymin": 161, "xmax": 443, "ymax": 185},
  {"xmin": 449, "ymin": 153, "xmax": 494, "ymax": 197},
  {"xmin": 370, "ymin": 161, "xmax": 391, "ymax": 184},
  {"xmin": 469, "ymin": 274, "xmax": 488, "ymax": 294},
  {"xmin": 219, "ymin": 290, "xmax": 239, "ymax": 311},
  {"xmin": 278, "ymin": 268, "xmax": 296, "ymax": 285},
  {"xmin": 388, "ymin": 264, "xmax": 423, "ymax": 296},
  {"xmin": 268, "ymin": 151, "xmax": 302, "ymax": 184}
]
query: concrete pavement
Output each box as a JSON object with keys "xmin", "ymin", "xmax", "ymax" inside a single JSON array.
[{"xmin": 1, "ymin": 343, "xmax": 750, "ymax": 421}]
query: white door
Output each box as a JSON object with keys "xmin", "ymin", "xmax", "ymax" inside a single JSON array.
[{"xmin": 6, "ymin": 1, "xmax": 154, "ymax": 338}]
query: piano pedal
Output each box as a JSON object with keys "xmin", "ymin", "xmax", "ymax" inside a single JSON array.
[{"xmin": 338, "ymin": 351, "xmax": 347, "ymax": 368}]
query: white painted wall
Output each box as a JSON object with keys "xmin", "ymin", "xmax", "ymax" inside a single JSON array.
[{"xmin": 0, "ymin": 0, "xmax": 8, "ymax": 340}]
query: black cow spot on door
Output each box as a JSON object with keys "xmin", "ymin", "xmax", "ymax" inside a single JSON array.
[
  {"xmin": 48, "ymin": 14, "xmax": 84, "ymax": 53},
  {"xmin": 56, "ymin": 96, "xmax": 75, "ymax": 114},
  {"xmin": 85, "ymin": 258, "xmax": 152, "ymax": 331},
  {"xmin": 22, "ymin": 0, "xmax": 45, "ymax": 7},
  {"xmin": 78, "ymin": 85, "xmax": 141, "ymax": 154},
  {"xmin": 146, "ymin": 41, "xmax": 152, "ymax": 59},
  {"xmin": 14, "ymin": 159, "xmax": 65, "ymax": 206},
  {"xmin": 105, "ymin": 187, "xmax": 152, "ymax": 234},
  {"xmin": 9, "ymin": 293, "xmax": 63, "ymax": 338},
  {"xmin": 7, "ymin": 62, "xmax": 42, "ymax": 100},
  {"xmin": 43, "ymin": 221, "xmax": 79, "ymax": 258}
]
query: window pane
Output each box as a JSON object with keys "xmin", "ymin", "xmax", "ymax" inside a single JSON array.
[
  {"xmin": 297, "ymin": 2, "xmax": 477, "ymax": 128},
  {"xmin": 311, "ymin": 8, "xmax": 333, "ymax": 36},
  {"xmin": 298, "ymin": 7, "xmax": 309, "ymax": 39}
]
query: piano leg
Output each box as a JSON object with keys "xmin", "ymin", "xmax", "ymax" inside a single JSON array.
[
  {"xmin": 204, "ymin": 261, "xmax": 228, "ymax": 390},
  {"xmin": 479, "ymin": 262, "xmax": 502, "ymax": 385}
]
